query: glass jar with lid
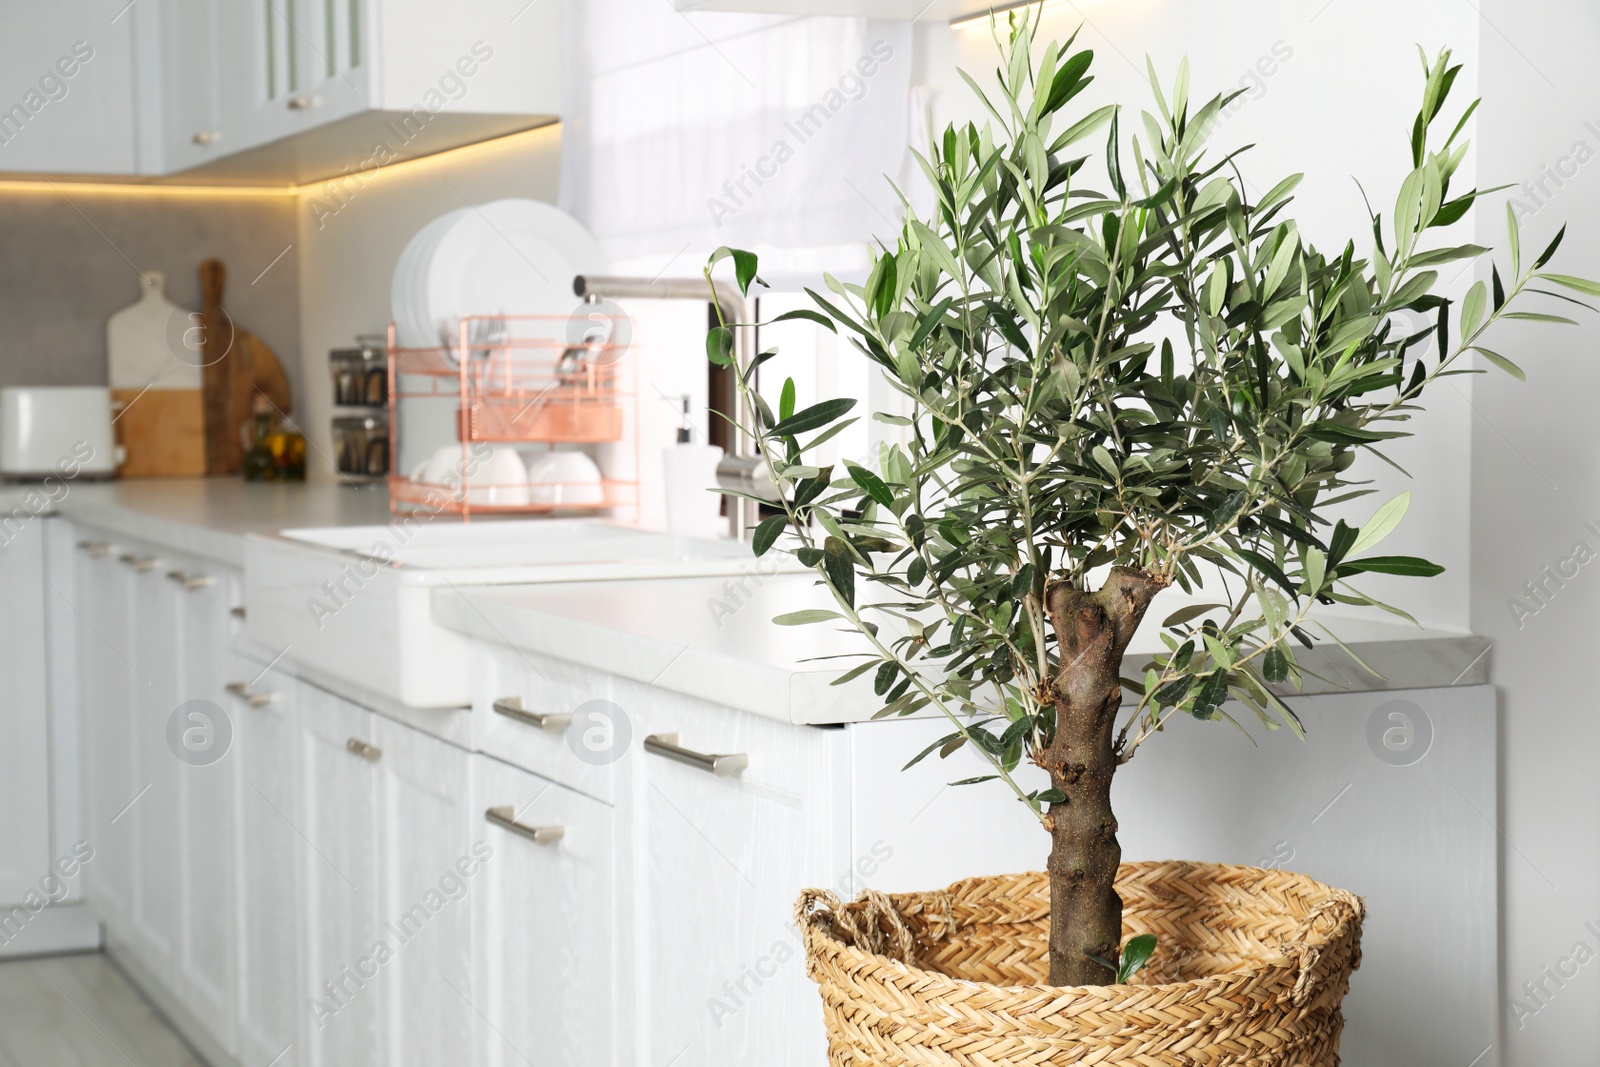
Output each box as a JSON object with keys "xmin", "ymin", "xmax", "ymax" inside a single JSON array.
[{"xmin": 329, "ymin": 335, "xmax": 388, "ymax": 407}]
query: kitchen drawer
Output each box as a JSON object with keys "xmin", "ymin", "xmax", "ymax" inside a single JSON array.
[
  {"xmin": 619, "ymin": 675, "xmax": 838, "ymax": 803},
  {"xmin": 470, "ymin": 641, "xmax": 622, "ymax": 804}
]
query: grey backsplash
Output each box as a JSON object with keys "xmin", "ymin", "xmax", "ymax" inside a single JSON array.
[{"xmin": 0, "ymin": 189, "xmax": 300, "ymax": 407}]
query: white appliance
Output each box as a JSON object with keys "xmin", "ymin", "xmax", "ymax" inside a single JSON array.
[{"xmin": 0, "ymin": 387, "xmax": 118, "ymax": 480}]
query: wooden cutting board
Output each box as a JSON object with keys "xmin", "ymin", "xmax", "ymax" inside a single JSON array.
[
  {"xmin": 197, "ymin": 259, "xmax": 292, "ymax": 474},
  {"xmin": 106, "ymin": 270, "xmax": 206, "ymax": 477}
]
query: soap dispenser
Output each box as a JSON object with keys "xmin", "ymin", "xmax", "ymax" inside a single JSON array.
[{"xmin": 661, "ymin": 396, "xmax": 725, "ymax": 539}]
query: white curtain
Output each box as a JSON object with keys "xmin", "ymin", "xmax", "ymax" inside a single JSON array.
[{"xmin": 559, "ymin": 1, "xmax": 914, "ymax": 287}]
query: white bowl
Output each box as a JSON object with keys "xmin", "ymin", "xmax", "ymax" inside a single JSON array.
[
  {"xmin": 416, "ymin": 443, "xmax": 530, "ymax": 507},
  {"xmin": 526, "ymin": 450, "xmax": 604, "ymax": 507}
]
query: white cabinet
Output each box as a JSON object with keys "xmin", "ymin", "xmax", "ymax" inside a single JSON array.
[
  {"xmin": 625, "ymin": 682, "xmax": 844, "ymax": 1067},
  {"xmin": 471, "ymin": 754, "xmax": 616, "ymax": 1067},
  {"xmin": 471, "ymin": 642, "xmax": 621, "ymax": 803},
  {"xmin": 297, "ymin": 681, "xmax": 479, "ymax": 1067},
  {"xmin": 70, "ymin": 531, "xmax": 260, "ymax": 1055},
  {"xmin": 371, "ymin": 714, "xmax": 476, "ymax": 1067},
  {"xmin": 126, "ymin": 548, "xmax": 184, "ymax": 985},
  {"xmin": 285, "ymin": 0, "xmax": 369, "ymax": 131},
  {"xmin": 213, "ymin": 0, "xmax": 369, "ymax": 158},
  {"xmin": 171, "ymin": 557, "xmax": 241, "ymax": 1053},
  {"xmin": 227, "ymin": 649, "xmax": 304, "ymax": 1067},
  {"xmin": 0, "ymin": 0, "xmax": 561, "ymax": 178},
  {"xmin": 72, "ymin": 536, "xmax": 138, "ymax": 932},
  {"xmin": 155, "ymin": 0, "xmax": 224, "ymax": 172},
  {"xmin": 0, "ymin": 518, "xmax": 52, "ymax": 908},
  {"xmin": 75, "ymin": 538, "xmax": 248, "ymax": 1056},
  {"xmin": 155, "ymin": 0, "xmax": 560, "ymax": 180},
  {"xmin": 0, "ymin": 3, "xmax": 141, "ymax": 174},
  {"xmin": 296, "ymin": 681, "xmax": 383, "ymax": 1067}
]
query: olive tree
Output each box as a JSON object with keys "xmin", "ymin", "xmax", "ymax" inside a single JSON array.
[{"xmin": 705, "ymin": 16, "xmax": 1595, "ymax": 985}]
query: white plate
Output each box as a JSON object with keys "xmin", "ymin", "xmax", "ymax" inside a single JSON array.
[
  {"xmin": 391, "ymin": 207, "xmax": 472, "ymax": 347},
  {"xmin": 416, "ymin": 200, "xmax": 604, "ymax": 348}
]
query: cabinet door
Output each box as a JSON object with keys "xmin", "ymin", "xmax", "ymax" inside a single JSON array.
[
  {"xmin": 289, "ymin": 0, "xmax": 369, "ymax": 126},
  {"xmin": 156, "ymin": 0, "xmax": 224, "ymax": 172},
  {"xmin": 0, "ymin": 520, "xmax": 51, "ymax": 906},
  {"xmin": 72, "ymin": 536, "xmax": 136, "ymax": 930},
  {"xmin": 471, "ymin": 755, "xmax": 615, "ymax": 1067},
  {"xmin": 297, "ymin": 682, "xmax": 382, "ymax": 1067},
  {"xmin": 214, "ymin": 0, "xmax": 301, "ymax": 152},
  {"xmin": 228, "ymin": 650, "xmax": 304, "ymax": 1067},
  {"xmin": 216, "ymin": 0, "xmax": 369, "ymax": 155},
  {"xmin": 126, "ymin": 547, "xmax": 184, "ymax": 984},
  {"xmin": 170, "ymin": 557, "xmax": 240, "ymax": 1053},
  {"xmin": 630, "ymin": 687, "xmax": 841, "ymax": 1067},
  {"xmin": 373, "ymin": 716, "xmax": 475, "ymax": 1067},
  {"xmin": 0, "ymin": 3, "xmax": 139, "ymax": 173}
]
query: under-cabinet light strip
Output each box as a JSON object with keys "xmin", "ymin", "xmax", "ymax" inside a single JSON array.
[
  {"xmin": 0, "ymin": 123, "xmax": 559, "ymax": 199},
  {"xmin": 0, "ymin": 178, "xmax": 296, "ymax": 198}
]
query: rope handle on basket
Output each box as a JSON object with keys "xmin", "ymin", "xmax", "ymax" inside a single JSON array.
[
  {"xmin": 794, "ymin": 887, "xmax": 916, "ymax": 962},
  {"xmin": 1283, "ymin": 894, "xmax": 1365, "ymax": 1006}
]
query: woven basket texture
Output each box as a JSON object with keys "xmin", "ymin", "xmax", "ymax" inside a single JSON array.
[{"xmin": 795, "ymin": 860, "xmax": 1364, "ymax": 1066}]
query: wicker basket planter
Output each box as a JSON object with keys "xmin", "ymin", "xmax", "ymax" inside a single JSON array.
[{"xmin": 795, "ymin": 860, "xmax": 1364, "ymax": 1066}]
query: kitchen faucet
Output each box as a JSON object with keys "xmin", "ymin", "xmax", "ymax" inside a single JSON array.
[{"xmin": 573, "ymin": 275, "xmax": 778, "ymax": 540}]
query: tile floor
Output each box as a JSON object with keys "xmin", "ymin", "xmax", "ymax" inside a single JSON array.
[{"xmin": 0, "ymin": 953, "xmax": 203, "ymax": 1066}]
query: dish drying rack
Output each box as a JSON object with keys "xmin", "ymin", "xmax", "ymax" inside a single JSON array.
[{"xmin": 385, "ymin": 314, "xmax": 640, "ymax": 519}]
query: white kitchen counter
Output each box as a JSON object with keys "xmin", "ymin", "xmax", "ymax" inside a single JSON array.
[
  {"xmin": 431, "ymin": 571, "xmax": 1492, "ymax": 725},
  {"xmin": 18, "ymin": 477, "xmax": 1494, "ymax": 724},
  {"xmin": 53, "ymin": 477, "xmax": 398, "ymax": 565}
]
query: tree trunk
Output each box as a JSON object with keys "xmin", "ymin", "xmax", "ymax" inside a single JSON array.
[{"xmin": 1044, "ymin": 567, "xmax": 1165, "ymax": 986}]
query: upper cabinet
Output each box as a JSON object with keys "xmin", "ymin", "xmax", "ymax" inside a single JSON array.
[
  {"xmin": 0, "ymin": 1, "xmax": 142, "ymax": 175},
  {"xmin": 212, "ymin": 0, "xmax": 370, "ymax": 161},
  {"xmin": 154, "ymin": 0, "xmax": 223, "ymax": 174},
  {"xmin": 1, "ymin": 0, "xmax": 562, "ymax": 183}
]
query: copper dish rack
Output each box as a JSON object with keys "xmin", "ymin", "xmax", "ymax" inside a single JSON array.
[{"xmin": 385, "ymin": 314, "xmax": 640, "ymax": 519}]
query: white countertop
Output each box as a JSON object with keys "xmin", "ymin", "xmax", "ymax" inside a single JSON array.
[
  {"xmin": 431, "ymin": 572, "xmax": 1491, "ymax": 725},
  {"xmin": 24, "ymin": 476, "xmax": 1491, "ymax": 724},
  {"xmin": 55, "ymin": 478, "xmax": 404, "ymax": 565}
]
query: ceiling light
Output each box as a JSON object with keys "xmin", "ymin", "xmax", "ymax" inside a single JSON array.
[{"xmin": 949, "ymin": 0, "xmax": 1069, "ymax": 30}]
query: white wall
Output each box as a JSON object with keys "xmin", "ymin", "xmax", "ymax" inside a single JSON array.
[
  {"xmin": 916, "ymin": 3, "xmax": 1600, "ymax": 1060},
  {"xmin": 295, "ymin": 128, "xmax": 564, "ymax": 481},
  {"xmin": 1471, "ymin": 0, "xmax": 1600, "ymax": 1059},
  {"xmin": 910, "ymin": 0, "xmax": 1479, "ymax": 630}
]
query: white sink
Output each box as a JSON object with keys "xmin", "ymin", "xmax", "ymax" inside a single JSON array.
[{"xmin": 245, "ymin": 519, "xmax": 766, "ymax": 708}]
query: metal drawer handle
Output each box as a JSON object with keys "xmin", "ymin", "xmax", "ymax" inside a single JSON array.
[
  {"xmin": 492, "ymin": 696, "xmax": 571, "ymax": 734},
  {"xmin": 119, "ymin": 555, "xmax": 163, "ymax": 572},
  {"xmin": 230, "ymin": 605, "xmax": 247, "ymax": 619},
  {"xmin": 77, "ymin": 541, "xmax": 113, "ymax": 557},
  {"xmin": 166, "ymin": 570, "xmax": 216, "ymax": 591},
  {"xmin": 644, "ymin": 733, "xmax": 748, "ymax": 778},
  {"xmin": 192, "ymin": 130, "xmax": 220, "ymax": 145},
  {"xmin": 346, "ymin": 738, "xmax": 382, "ymax": 762},
  {"xmin": 287, "ymin": 93, "xmax": 318, "ymax": 110},
  {"xmin": 225, "ymin": 682, "xmax": 275, "ymax": 708},
  {"xmin": 485, "ymin": 805, "xmax": 564, "ymax": 846}
]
